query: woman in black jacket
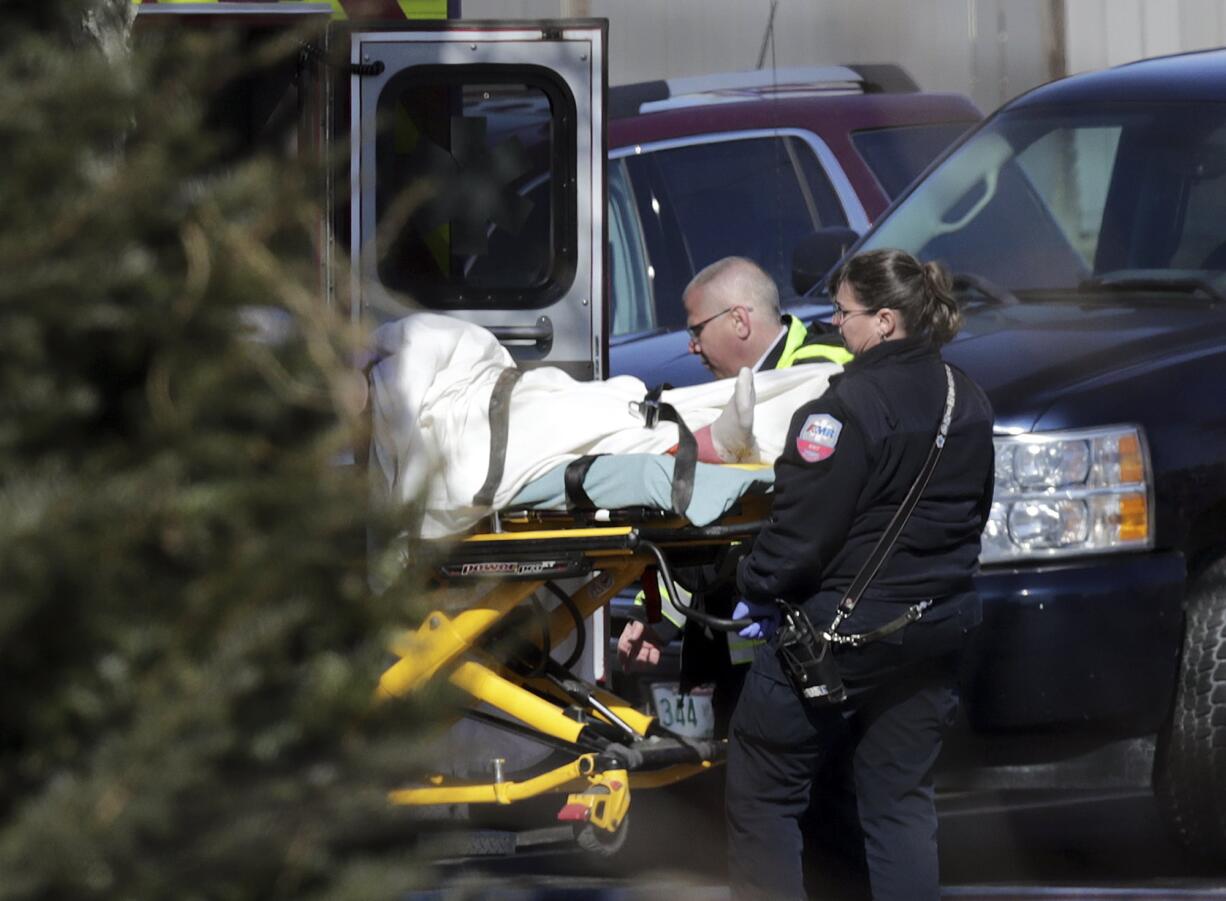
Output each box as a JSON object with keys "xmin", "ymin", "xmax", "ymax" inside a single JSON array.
[{"xmin": 726, "ymin": 249, "xmax": 995, "ymax": 901}]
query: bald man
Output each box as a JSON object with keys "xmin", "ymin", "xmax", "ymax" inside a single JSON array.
[{"xmin": 684, "ymin": 256, "xmax": 847, "ymax": 379}]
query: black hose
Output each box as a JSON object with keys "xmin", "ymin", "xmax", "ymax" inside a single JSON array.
[
  {"xmin": 544, "ymin": 580, "xmax": 586, "ymax": 671},
  {"xmin": 638, "ymin": 539, "xmax": 752, "ymax": 633},
  {"xmin": 523, "ymin": 594, "xmax": 552, "ymax": 678},
  {"xmin": 637, "ymin": 518, "xmax": 768, "ymax": 543}
]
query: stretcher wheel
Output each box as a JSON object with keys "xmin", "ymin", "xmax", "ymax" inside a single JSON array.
[{"xmin": 574, "ymin": 815, "xmax": 629, "ymax": 857}]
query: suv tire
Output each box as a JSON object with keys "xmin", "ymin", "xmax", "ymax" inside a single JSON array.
[{"xmin": 1156, "ymin": 555, "xmax": 1226, "ymax": 863}]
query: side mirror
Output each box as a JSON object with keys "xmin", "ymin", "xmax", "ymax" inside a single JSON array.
[{"xmin": 791, "ymin": 227, "xmax": 861, "ymax": 295}]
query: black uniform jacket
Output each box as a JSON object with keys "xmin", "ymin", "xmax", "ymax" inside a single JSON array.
[
  {"xmin": 680, "ymin": 316, "xmax": 843, "ymax": 622},
  {"xmin": 677, "ymin": 317, "xmax": 846, "ymax": 688},
  {"xmin": 737, "ymin": 335, "xmax": 995, "ymax": 635}
]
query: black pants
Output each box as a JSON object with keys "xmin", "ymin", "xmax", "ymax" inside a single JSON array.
[{"xmin": 726, "ymin": 621, "xmax": 962, "ymax": 901}]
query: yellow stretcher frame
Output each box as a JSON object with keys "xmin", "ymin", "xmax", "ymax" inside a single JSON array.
[{"xmin": 376, "ymin": 496, "xmax": 770, "ymax": 847}]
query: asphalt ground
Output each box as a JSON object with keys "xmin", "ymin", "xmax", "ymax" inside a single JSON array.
[{"xmin": 408, "ymin": 775, "xmax": 1226, "ymax": 900}]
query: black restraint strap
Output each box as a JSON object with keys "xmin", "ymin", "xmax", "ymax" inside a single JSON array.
[
  {"xmin": 634, "ymin": 384, "xmax": 698, "ymax": 515},
  {"xmin": 637, "ymin": 384, "xmax": 666, "ymax": 427},
  {"xmin": 658, "ymin": 403, "xmax": 697, "ymax": 515},
  {"xmin": 563, "ymin": 454, "xmax": 605, "ymax": 512},
  {"xmin": 472, "ymin": 367, "xmax": 524, "ymax": 508}
]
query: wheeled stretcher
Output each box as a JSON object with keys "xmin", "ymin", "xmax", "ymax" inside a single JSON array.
[
  {"xmin": 374, "ymin": 485, "xmax": 770, "ymax": 853},
  {"xmin": 362, "ymin": 315, "xmax": 837, "ymax": 852}
]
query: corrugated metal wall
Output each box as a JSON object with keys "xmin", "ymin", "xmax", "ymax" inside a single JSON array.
[
  {"xmin": 1064, "ymin": 0, "xmax": 1226, "ymax": 74},
  {"xmin": 465, "ymin": 0, "xmax": 1226, "ymax": 113}
]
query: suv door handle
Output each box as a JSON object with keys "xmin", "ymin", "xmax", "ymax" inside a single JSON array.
[{"xmin": 489, "ymin": 316, "xmax": 553, "ymax": 350}]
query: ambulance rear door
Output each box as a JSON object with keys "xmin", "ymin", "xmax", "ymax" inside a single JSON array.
[{"xmin": 349, "ymin": 20, "xmax": 608, "ymax": 379}]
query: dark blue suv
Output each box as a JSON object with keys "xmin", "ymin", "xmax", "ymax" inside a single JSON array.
[{"xmin": 621, "ymin": 49, "xmax": 1226, "ymax": 862}]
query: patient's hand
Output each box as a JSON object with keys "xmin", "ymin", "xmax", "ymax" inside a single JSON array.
[
  {"xmin": 617, "ymin": 620, "xmax": 665, "ymax": 669},
  {"xmin": 701, "ymin": 367, "xmax": 759, "ymax": 463}
]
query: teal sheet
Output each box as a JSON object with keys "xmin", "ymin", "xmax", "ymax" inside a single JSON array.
[{"xmin": 509, "ymin": 454, "xmax": 774, "ymax": 526}]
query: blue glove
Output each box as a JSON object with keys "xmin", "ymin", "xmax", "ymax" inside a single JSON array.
[{"xmin": 732, "ymin": 599, "xmax": 780, "ymax": 640}]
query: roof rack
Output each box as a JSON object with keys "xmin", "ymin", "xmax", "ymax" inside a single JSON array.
[{"xmin": 609, "ymin": 64, "xmax": 919, "ymax": 119}]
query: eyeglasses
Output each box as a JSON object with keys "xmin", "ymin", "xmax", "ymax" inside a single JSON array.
[
  {"xmin": 681, "ymin": 306, "xmax": 735, "ymax": 340},
  {"xmin": 831, "ymin": 302, "xmax": 875, "ymax": 322}
]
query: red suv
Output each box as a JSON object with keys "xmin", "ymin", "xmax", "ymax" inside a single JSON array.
[{"xmin": 606, "ymin": 65, "xmax": 981, "ymax": 386}]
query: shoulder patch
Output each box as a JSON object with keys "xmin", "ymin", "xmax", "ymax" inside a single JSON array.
[{"xmin": 796, "ymin": 413, "xmax": 842, "ymax": 462}]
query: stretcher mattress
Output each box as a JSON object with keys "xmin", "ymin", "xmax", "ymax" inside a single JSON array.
[
  {"xmin": 509, "ymin": 454, "xmax": 773, "ymax": 527},
  {"xmin": 368, "ymin": 314, "xmax": 838, "ymax": 538}
]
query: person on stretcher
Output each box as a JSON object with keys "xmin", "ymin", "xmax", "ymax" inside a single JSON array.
[{"xmin": 367, "ymin": 313, "xmax": 842, "ymax": 539}]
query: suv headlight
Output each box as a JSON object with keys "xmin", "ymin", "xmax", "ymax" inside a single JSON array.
[{"xmin": 981, "ymin": 425, "xmax": 1152, "ymax": 564}]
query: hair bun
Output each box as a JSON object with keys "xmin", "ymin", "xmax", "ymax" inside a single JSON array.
[{"xmin": 921, "ymin": 260, "xmax": 951, "ymax": 294}]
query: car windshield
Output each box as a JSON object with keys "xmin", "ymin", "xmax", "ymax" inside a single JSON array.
[{"xmin": 861, "ymin": 101, "xmax": 1226, "ymax": 292}]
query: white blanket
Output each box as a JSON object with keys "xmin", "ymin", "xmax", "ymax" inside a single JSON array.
[{"xmin": 369, "ymin": 313, "xmax": 839, "ymax": 538}]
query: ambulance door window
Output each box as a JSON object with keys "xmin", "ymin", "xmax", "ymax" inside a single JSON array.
[{"xmin": 372, "ymin": 68, "xmax": 577, "ymax": 314}]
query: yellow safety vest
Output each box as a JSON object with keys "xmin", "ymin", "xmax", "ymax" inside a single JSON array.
[
  {"xmin": 775, "ymin": 316, "xmax": 853, "ymax": 368},
  {"xmin": 633, "ymin": 578, "xmax": 689, "ymax": 630}
]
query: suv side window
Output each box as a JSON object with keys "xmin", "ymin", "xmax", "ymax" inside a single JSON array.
[
  {"xmin": 609, "ymin": 134, "xmax": 849, "ymax": 336},
  {"xmin": 1169, "ymin": 122, "xmax": 1226, "ymax": 270},
  {"xmin": 851, "ymin": 121, "xmax": 975, "ymax": 199},
  {"xmin": 624, "ymin": 136, "xmax": 847, "ymax": 294},
  {"xmin": 608, "ymin": 159, "xmax": 655, "ymax": 335}
]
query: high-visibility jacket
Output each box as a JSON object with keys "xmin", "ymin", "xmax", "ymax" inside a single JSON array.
[{"xmin": 764, "ymin": 315, "xmax": 853, "ymax": 370}]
